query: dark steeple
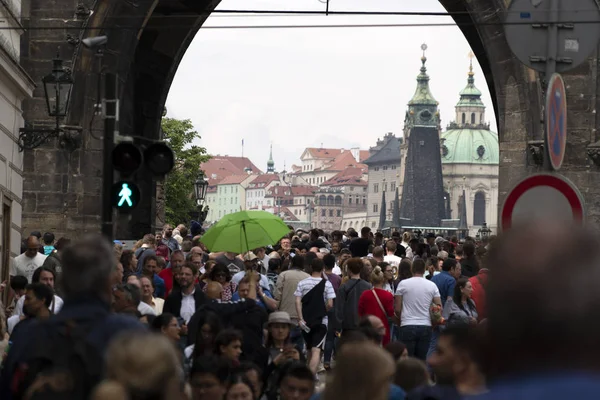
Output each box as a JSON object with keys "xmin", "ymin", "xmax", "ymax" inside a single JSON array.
[
  {"xmin": 267, "ymin": 144, "xmax": 275, "ymax": 173},
  {"xmin": 379, "ymin": 190, "xmax": 387, "ymax": 231},
  {"xmin": 399, "ymin": 45, "xmax": 446, "ymax": 228}
]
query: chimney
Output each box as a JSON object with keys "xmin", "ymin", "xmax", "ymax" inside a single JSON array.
[{"xmin": 350, "ymin": 147, "xmax": 360, "ymax": 163}]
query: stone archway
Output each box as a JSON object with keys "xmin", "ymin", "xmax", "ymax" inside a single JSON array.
[{"xmin": 21, "ymin": 0, "xmax": 600, "ymax": 238}]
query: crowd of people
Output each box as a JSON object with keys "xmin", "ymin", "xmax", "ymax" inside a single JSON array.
[{"xmin": 0, "ymin": 220, "xmax": 597, "ymax": 400}]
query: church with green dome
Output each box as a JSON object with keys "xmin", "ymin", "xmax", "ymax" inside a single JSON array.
[{"xmin": 441, "ymin": 57, "xmax": 499, "ymax": 235}]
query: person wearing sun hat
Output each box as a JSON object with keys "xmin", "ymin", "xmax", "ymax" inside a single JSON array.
[
  {"xmin": 262, "ymin": 311, "xmax": 305, "ymax": 399},
  {"xmin": 231, "ymin": 252, "xmax": 271, "ymax": 291}
]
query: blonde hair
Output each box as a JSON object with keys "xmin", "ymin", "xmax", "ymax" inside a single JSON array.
[
  {"xmin": 323, "ymin": 341, "xmax": 394, "ymax": 400},
  {"xmin": 91, "ymin": 332, "xmax": 183, "ymax": 400},
  {"xmin": 370, "ymin": 266, "xmax": 385, "ymax": 286}
]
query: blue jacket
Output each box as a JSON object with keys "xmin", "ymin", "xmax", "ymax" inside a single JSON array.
[
  {"xmin": 472, "ymin": 373, "xmax": 600, "ymax": 400},
  {"xmin": 311, "ymin": 384, "xmax": 405, "ymax": 400},
  {"xmin": 431, "ymin": 271, "xmax": 456, "ymax": 306},
  {"xmin": 0, "ymin": 297, "xmax": 145, "ymax": 399}
]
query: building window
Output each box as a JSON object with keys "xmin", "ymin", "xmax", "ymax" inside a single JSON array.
[
  {"xmin": 371, "ymin": 221, "xmax": 376, "ymax": 228},
  {"xmin": 329, "ymin": 210, "xmax": 333, "ymax": 217},
  {"xmin": 321, "ymin": 209, "xmax": 326, "ymax": 217},
  {"xmin": 383, "ymin": 166, "xmax": 388, "ymax": 170},
  {"xmin": 337, "ymin": 210, "xmax": 341, "ymax": 217},
  {"xmin": 373, "ymin": 183, "xmax": 379, "ymax": 193},
  {"xmin": 471, "ymin": 113, "xmax": 476, "ymax": 124},
  {"xmin": 473, "ymin": 191, "xmax": 486, "ymax": 225},
  {"xmin": 462, "ymin": 113, "xmax": 466, "ymax": 124},
  {"xmin": 363, "ymin": 198, "xmax": 366, "ymax": 205},
  {"xmin": 373, "ymin": 204, "xmax": 378, "ymax": 213},
  {"xmin": 391, "ymin": 165, "xmax": 397, "ymax": 170},
  {"xmin": 350, "ymin": 187, "xmax": 354, "ymax": 191},
  {"xmin": 383, "ymin": 183, "xmax": 387, "ymax": 192},
  {"xmin": 374, "ymin": 167, "xmax": 379, "ymax": 171},
  {"xmin": 349, "ymin": 197, "xmax": 353, "ymax": 205},
  {"xmin": 390, "ymin": 182, "xmax": 396, "ymax": 192}
]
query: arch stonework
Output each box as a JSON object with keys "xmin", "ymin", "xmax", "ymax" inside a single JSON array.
[{"xmin": 20, "ymin": 0, "xmax": 600, "ymax": 238}]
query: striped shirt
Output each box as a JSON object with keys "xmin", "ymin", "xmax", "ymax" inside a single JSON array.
[{"xmin": 294, "ymin": 277, "xmax": 336, "ymax": 326}]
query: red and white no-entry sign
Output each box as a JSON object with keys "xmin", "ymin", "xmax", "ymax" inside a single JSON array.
[{"xmin": 501, "ymin": 174, "xmax": 585, "ymax": 231}]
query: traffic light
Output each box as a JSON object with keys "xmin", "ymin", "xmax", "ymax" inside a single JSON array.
[
  {"xmin": 112, "ymin": 142, "xmax": 143, "ymax": 175},
  {"xmin": 110, "ymin": 138, "xmax": 175, "ymax": 213},
  {"xmin": 144, "ymin": 142, "xmax": 175, "ymax": 177},
  {"xmin": 111, "ymin": 180, "xmax": 141, "ymax": 210}
]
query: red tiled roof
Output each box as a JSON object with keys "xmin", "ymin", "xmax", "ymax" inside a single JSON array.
[
  {"xmin": 219, "ymin": 174, "xmax": 254, "ymax": 185},
  {"xmin": 305, "ymin": 148, "xmax": 370, "ymax": 162},
  {"xmin": 278, "ymin": 207, "xmax": 299, "ymax": 221},
  {"xmin": 200, "ymin": 156, "xmax": 262, "ymax": 185},
  {"xmin": 326, "ymin": 151, "xmax": 368, "ymax": 172},
  {"xmin": 291, "ymin": 186, "xmax": 318, "ymax": 196},
  {"xmin": 306, "ymin": 148, "xmax": 342, "ymax": 159},
  {"xmin": 248, "ymin": 174, "xmax": 280, "ymax": 186},
  {"xmin": 322, "ymin": 167, "xmax": 368, "ymax": 187},
  {"xmin": 265, "ymin": 185, "xmax": 317, "ymax": 198}
]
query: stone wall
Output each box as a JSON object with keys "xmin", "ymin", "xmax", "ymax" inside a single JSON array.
[{"xmin": 21, "ymin": 0, "xmax": 218, "ymax": 239}]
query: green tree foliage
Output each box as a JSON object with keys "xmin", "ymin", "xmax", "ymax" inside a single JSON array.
[{"xmin": 161, "ymin": 117, "xmax": 210, "ymax": 226}]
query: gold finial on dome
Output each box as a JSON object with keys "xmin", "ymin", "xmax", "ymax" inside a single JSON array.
[
  {"xmin": 421, "ymin": 43, "xmax": 428, "ymax": 62},
  {"xmin": 468, "ymin": 51, "xmax": 475, "ymax": 77}
]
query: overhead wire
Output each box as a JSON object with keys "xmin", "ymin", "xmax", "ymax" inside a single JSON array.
[
  {"xmin": 1, "ymin": 20, "xmax": 599, "ymax": 30},
  {"xmin": 1, "ymin": 7, "xmax": 599, "ymax": 30}
]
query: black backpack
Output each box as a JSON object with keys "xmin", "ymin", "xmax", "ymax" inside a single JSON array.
[{"xmin": 11, "ymin": 318, "xmax": 103, "ymax": 400}]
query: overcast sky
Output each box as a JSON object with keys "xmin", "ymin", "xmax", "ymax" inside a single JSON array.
[{"xmin": 166, "ymin": 0, "xmax": 497, "ymax": 172}]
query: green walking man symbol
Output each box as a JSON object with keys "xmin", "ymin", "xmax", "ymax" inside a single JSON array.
[{"xmin": 118, "ymin": 183, "xmax": 133, "ymax": 207}]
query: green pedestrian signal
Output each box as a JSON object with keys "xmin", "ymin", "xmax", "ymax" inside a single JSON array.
[{"xmin": 111, "ymin": 181, "xmax": 140, "ymax": 211}]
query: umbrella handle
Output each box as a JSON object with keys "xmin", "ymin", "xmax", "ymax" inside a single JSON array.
[{"xmin": 242, "ymin": 221, "xmax": 250, "ymax": 256}]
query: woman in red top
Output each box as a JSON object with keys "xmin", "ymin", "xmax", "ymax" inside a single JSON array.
[{"xmin": 358, "ymin": 265, "xmax": 396, "ymax": 345}]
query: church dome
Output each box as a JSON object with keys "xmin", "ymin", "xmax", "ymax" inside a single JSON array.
[{"xmin": 441, "ymin": 128, "xmax": 499, "ymax": 165}]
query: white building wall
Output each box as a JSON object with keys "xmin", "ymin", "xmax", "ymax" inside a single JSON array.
[
  {"xmin": 0, "ymin": 2, "xmax": 35, "ymax": 282},
  {"xmin": 341, "ymin": 211, "xmax": 368, "ymax": 231},
  {"xmin": 365, "ymin": 163, "xmax": 401, "ymax": 229},
  {"xmin": 442, "ymin": 163, "xmax": 499, "ymax": 236}
]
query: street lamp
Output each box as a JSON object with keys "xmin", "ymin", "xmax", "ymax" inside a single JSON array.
[
  {"xmin": 194, "ymin": 171, "xmax": 209, "ymax": 206},
  {"xmin": 195, "ymin": 171, "xmax": 210, "ymax": 223},
  {"xmin": 477, "ymin": 222, "xmax": 492, "ymax": 241},
  {"xmin": 19, "ymin": 51, "xmax": 74, "ymax": 151}
]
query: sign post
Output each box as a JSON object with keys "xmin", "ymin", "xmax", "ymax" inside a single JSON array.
[{"xmin": 505, "ymin": 0, "xmax": 600, "ymax": 171}]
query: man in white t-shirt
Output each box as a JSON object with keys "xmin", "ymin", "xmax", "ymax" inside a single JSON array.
[
  {"xmin": 384, "ymin": 241, "xmax": 403, "ymax": 268},
  {"xmin": 394, "ymin": 258, "xmax": 441, "ymax": 361},
  {"xmin": 13, "ymin": 267, "xmax": 63, "ymax": 318},
  {"xmin": 10, "ymin": 236, "xmax": 47, "ymax": 283}
]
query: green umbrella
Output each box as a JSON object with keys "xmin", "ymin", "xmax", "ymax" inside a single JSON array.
[{"xmin": 200, "ymin": 210, "xmax": 291, "ymax": 254}]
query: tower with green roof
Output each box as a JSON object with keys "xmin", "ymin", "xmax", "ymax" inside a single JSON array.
[
  {"xmin": 267, "ymin": 144, "xmax": 275, "ymax": 173},
  {"xmin": 399, "ymin": 44, "xmax": 446, "ymax": 228},
  {"xmin": 441, "ymin": 54, "xmax": 499, "ymax": 235}
]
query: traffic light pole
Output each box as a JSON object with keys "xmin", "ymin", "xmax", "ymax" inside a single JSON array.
[{"xmin": 102, "ymin": 73, "xmax": 118, "ymax": 240}]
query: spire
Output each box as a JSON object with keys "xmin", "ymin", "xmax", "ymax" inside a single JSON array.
[
  {"xmin": 408, "ymin": 43, "xmax": 438, "ymax": 106},
  {"xmin": 468, "ymin": 51, "xmax": 475, "ymax": 83},
  {"xmin": 267, "ymin": 143, "xmax": 275, "ymax": 173},
  {"xmin": 458, "ymin": 189, "xmax": 469, "ymax": 235},
  {"xmin": 457, "ymin": 52, "xmax": 483, "ymax": 105},
  {"xmin": 405, "ymin": 44, "xmax": 440, "ymax": 130},
  {"xmin": 378, "ymin": 190, "xmax": 387, "ymax": 231},
  {"xmin": 392, "ymin": 187, "xmax": 401, "ymax": 230}
]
